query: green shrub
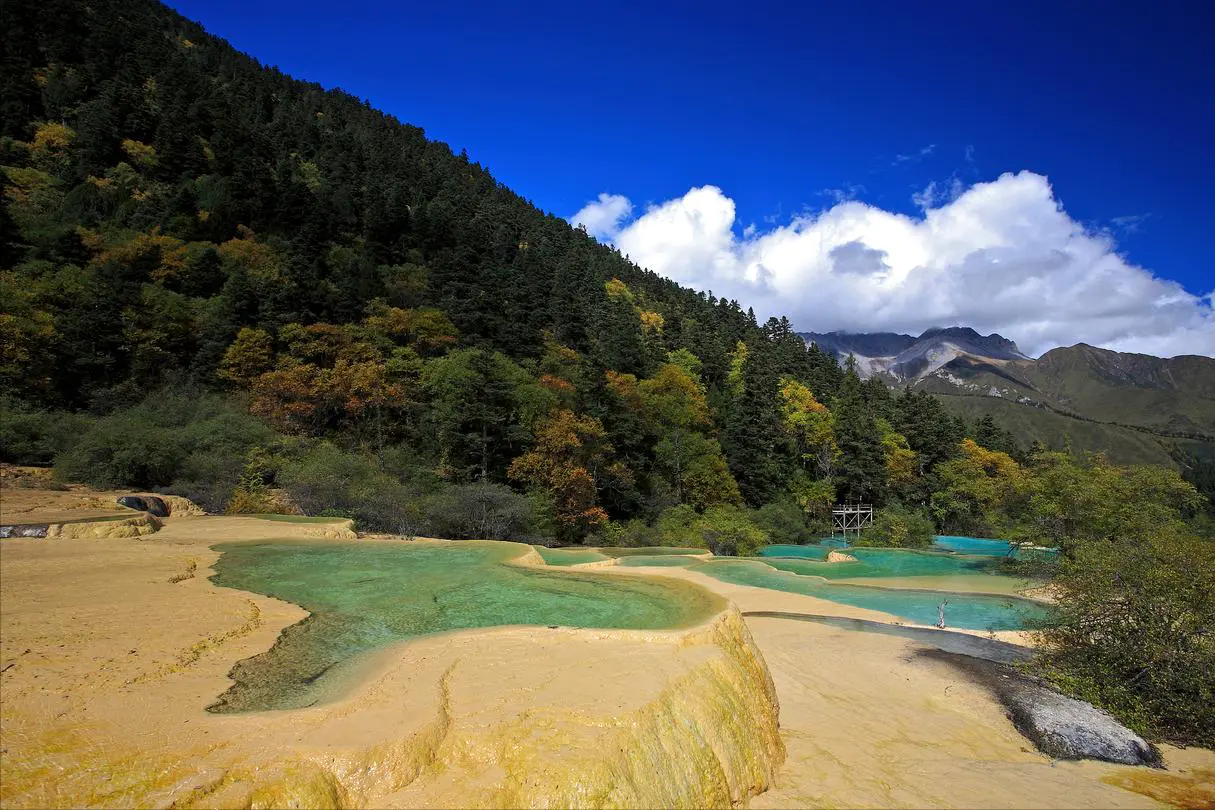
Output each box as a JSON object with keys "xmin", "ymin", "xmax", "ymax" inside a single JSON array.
[
  {"xmin": 592, "ymin": 518, "xmax": 660, "ymax": 548},
  {"xmin": 619, "ymin": 518, "xmax": 660, "ymax": 547},
  {"xmin": 751, "ymin": 498, "xmax": 814, "ymax": 545},
  {"xmin": 0, "ymin": 398, "xmax": 93, "ymax": 465},
  {"xmin": 276, "ymin": 444, "xmax": 537, "ymax": 539},
  {"xmin": 696, "ymin": 505, "xmax": 769, "ymax": 556},
  {"xmin": 858, "ymin": 503, "xmax": 935, "ymax": 548},
  {"xmin": 655, "ymin": 504, "xmax": 700, "ymax": 547},
  {"xmin": 278, "ymin": 443, "xmax": 426, "ymax": 534},
  {"xmin": 172, "ymin": 449, "xmax": 251, "ymax": 513},
  {"xmin": 53, "ymin": 390, "xmax": 273, "ymax": 490},
  {"xmin": 420, "ymin": 482, "xmax": 536, "ymax": 540},
  {"xmin": 1030, "ymin": 524, "xmax": 1215, "ymax": 746},
  {"xmin": 650, "ymin": 503, "xmax": 768, "ymax": 556}
]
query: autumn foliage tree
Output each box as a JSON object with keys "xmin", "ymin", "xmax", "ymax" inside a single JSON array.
[
  {"xmin": 508, "ymin": 409, "xmax": 629, "ymax": 540},
  {"xmin": 607, "ymin": 355, "xmax": 739, "ymax": 510},
  {"xmin": 930, "ymin": 438, "xmax": 1027, "ymax": 535},
  {"xmin": 777, "ymin": 377, "xmax": 837, "ymax": 518}
]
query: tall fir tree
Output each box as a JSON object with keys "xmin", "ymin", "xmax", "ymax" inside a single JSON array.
[{"xmin": 831, "ymin": 357, "xmax": 888, "ymax": 504}]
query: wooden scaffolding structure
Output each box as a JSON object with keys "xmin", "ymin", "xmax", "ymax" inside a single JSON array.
[{"xmin": 832, "ymin": 503, "xmax": 873, "ymax": 537}]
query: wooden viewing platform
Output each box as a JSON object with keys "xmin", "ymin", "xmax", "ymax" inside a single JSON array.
[{"xmin": 831, "ymin": 503, "xmax": 873, "ymax": 537}]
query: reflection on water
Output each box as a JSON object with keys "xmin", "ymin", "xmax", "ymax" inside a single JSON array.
[{"xmin": 209, "ymin": 541, "xmax": 720, "ymax": 713}]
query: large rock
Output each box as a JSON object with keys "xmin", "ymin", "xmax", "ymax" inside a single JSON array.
[
  {"xmin": 116, "ymin": 495, "xmax": 170, "ymax": 517},
  {"xmin": 1006, "ymin": 682, "xmax": 1161, "ymax": 766},
  {"xmin": 922, "ymin": 649, "xmax": 1161, "ymax": 767}
]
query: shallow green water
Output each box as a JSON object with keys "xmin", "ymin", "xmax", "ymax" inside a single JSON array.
[
  {"xmin": 692, "ymin": 559, "xmax": 1044, "ymax": 631},
  {"xmin": 208, "ymin": 541, "xmax": 721, "ymax": 713},
  {"xmin": 763, "ymin": 548, "xmax": 1002, "ymax": 580},
  {"xmin": 758, "ymin": 543, "xmax": 831, "ymax": 559},
  {"xmin": 932, "ymin": 535, "xmax": 1014, "ymax": 555},
  {"xmin": 763, "ymin": 536, "xmax": 1031, "ymax": 559},
  {"xmin": 601, "ymin": 546, "xmax": 708, "ymax": 558},
  {"xmin": 532, "ymin": 546, "xmax": 610, "ymax": 565},
  {"xmin": 617, "ymin": 555, "xmax": 704, "ymax": 567}
]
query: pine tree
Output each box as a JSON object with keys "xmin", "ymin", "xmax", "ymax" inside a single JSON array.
[
  {"xmin": 831, "ymin": 358, "xmax": 888, "ymax": 504},
  {"xmin": 723, "ymin": 336, "xmax": 793, "ymax": 506}
]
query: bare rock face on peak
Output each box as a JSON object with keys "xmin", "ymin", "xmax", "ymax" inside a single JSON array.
[{"xmin": 800, "ymin": 327, "xmax": 1029, "ymax": 384}]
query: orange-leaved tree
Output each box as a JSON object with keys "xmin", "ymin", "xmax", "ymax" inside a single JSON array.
[{"xmin": 508, "ymin": 408, "xmax": 631, "ymax": 540}]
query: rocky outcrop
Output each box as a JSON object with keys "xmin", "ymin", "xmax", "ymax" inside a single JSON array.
[
  {"xmin": 2, "ymin": 514, "xmax": 163, "ymax": 540},
  {"xmin": 378, "ymin": 610, "xmax": 786, "ymax": 809},
  {"xmin": 1009, "ymin": 685, "xmax": 1162, "ymax": 767},
  {"xmin": 304, "ymin": 519, "xmax": 358, "ymax": 540},
  {"xmin": 825, "ymin": 549, "xmax": 858, "ymax": 563},
  {"xmin": 922, "ymin": 649, "xmax": 1161, "ymax": 767},
  {"xmin": 160, "ymin": 495, "xmax": 206, "ymax": 516},
  {"xmin": 70, "ymin": 608, "xmax": 785, "ymax": 810},
  {"xmin": 50, "ymin": 514, "xmax": 162, "ymax": 539}
]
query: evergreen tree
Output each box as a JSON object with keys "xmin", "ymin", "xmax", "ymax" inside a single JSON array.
[
  {"xmin": 894, "ymin": 388, "xmax": 964, "ymax": 475},
  {"xmin": 722, "ymin": 336, "xmax": 792, "ymax": 506},
  {"xmin": 831, "ymin": 358, "xmax": 888, "ymax": 504}
]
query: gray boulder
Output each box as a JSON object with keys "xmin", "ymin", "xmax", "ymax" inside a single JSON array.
[
  {"xmin": 1004, "ymin": 681, "xmax": 1161, "ymax": 766},
  {"xmin": 921, "ymin": 649, "xmax": 1161, "ymax": 767}
]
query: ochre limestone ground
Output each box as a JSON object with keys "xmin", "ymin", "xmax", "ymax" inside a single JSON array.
[{"xmin": 1, "ymin": 483, "xmax": 1211, "ymax": 809}]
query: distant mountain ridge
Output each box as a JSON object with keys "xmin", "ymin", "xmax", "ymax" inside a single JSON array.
[
  {"xmin": 800, "ymin": 328, "xmax": 1215, "ymax": 466},
  {"xmin": 801, "ymin": 327, "xmax": 1029, "ymax": 383}
]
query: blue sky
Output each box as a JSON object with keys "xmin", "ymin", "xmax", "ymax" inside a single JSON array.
[{"xmin": 165, "ymin": 0, "xmax": 1215, "ymax": 356}]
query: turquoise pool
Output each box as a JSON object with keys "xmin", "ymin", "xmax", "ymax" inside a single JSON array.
[
  {"xmin": 694, "ymin": 558, "xmax": 1044, "ymax": 631},
  {"xmin": 209, "ymin": 541, "xmax": 721, "ymax": 713}
]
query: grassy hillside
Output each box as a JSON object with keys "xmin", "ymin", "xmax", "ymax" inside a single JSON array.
[
  {"xmin": 1019, "ymin": 346, "xmax": 1215, "ymax": 437},
  {"xmin": 936, "ymin": 393, "xmax": 1198, "ymax": 467}
]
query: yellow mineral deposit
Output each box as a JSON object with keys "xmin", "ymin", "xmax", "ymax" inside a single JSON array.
[{"xmin": 1, "ymin": 484, "xmax": 1211, "ymax": 809}]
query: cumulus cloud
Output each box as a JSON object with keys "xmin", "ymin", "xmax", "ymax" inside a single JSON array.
[
  {"xmin": 570, "ymin": 192, "xmax": 632, "ymax": 241},
  {"xmin": 568, "ymin": 172, "xmax": 1215, "ymax": 358}
]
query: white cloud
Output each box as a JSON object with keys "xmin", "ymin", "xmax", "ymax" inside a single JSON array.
[
  {"xmin": 892, "ymin": 143, "xmax": 937, "ymax": 165},
  {"xmin": 911, "ymin": 177, "xmax": 964, "ymax": 211},
  {"xmin": 570, "ymin": 172, "xmax": 1215, "ymax": 358},
  {"xmin": 819, "ymin": 182, "xmax": 867, "ymax": 204},
  {"xmin": 569, "ymin": 192, "xmax": 632, "ymax": 241}
]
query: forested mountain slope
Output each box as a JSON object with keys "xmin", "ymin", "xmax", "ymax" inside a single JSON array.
[
  {"xmin": 1, "ymin": 0, "xmax": 784, "ymax": 404},
  {"xmin": 1, "ymin": 0, "xmax": 857, "ymax": 539},
  {"xmin": 3, "ymin": 0, "xmax": 1210, "ymax": 540}
]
